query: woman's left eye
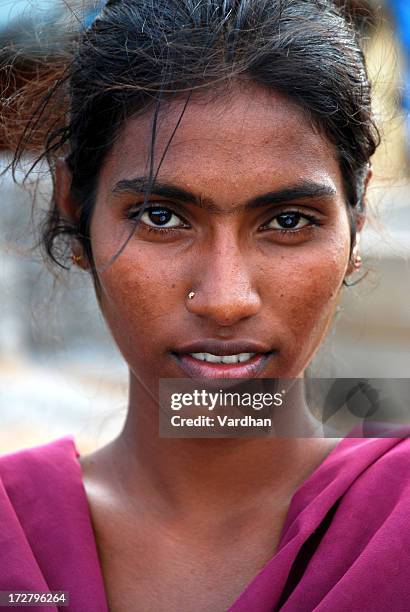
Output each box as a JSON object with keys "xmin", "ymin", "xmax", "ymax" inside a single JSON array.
[
  {"xmin": 135, "ymin": 206, "xmax": 186, "ymax": 229},
  {"xmin": 262, "ymin": 211, "xmax": 314, "ymax": 231}
]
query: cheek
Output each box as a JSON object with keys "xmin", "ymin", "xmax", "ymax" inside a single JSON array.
[
  {"xmin": 90, "ymin": 213, "xmax": 168, "ymax": 324},
  {"xmin": 92, "ymin": 242, "xmax": 183, "ymax": 357},
  {"xmin": 285, "ymin": 259, "xmax": 342, "ymax": 326},
  {"xmin": 263, "ymin": 236, "xmax": 349, "ymax": 371}
]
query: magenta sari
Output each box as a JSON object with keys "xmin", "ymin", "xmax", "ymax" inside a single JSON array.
[{"xmin": 0, "ymin": 435, "xmax": 409, "ymax": 611}]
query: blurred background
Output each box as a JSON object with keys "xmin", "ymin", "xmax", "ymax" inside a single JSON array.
[{"xmin": 0, "ymin": 0, "xmax": 409, "ymax": 454}]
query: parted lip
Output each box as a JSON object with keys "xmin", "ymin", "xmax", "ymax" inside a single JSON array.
[{"xmin": 172, "ymin": 340, "xmax": 274, "ymax": 356}]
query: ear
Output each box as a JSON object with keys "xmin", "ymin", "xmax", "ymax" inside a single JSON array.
[
  {"xmin": 55, "ymin": 158, "xmax": 78, "ymax": 223},
  {"xmin": 345, "ymin": 165, "xmax": 372, "ymax": 278},
  {"xmin": 355, "ymin": 164, "xmax": 372, "ymax": 233},
  {"xmin": 55, "ymin": 159, "xmax": 89, "ymax": 270}
]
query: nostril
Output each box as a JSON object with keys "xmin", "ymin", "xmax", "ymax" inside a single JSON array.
[{"xmin": 185, "ymin": 288, "xmax": 262, "ymax": 326}]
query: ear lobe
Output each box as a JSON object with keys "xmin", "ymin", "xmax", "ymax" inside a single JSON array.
[
  {"xmin": 345, "ymin": 221, "xmax": 365, "ymax": 279},
  {"xmin": 54, "ymin": 158, "xmax": 79, "ymax": 224}
]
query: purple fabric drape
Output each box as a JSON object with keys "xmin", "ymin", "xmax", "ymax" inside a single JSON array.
[
  {"xmin": 0, "ymin": 435, "xmax": 409, "ymax": 611},
  {"xmin": 0, "ymin": 437, "xmax": 109, "ymax": 611}
]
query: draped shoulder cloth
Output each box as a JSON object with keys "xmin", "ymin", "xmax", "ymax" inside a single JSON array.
[{"xmin": 0, "ymin": 436, "xmax": 409, "ymax": 611}]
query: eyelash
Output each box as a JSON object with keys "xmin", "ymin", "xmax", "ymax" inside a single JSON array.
[
  {"xmin": 126, "ymin": 204, "xmax": 321, "ymax": 236},
  {"xmin": 127, "ymin": 205, "xmax": 189, "ymax": 235},
  {"xmin": 259, "ymin": 211, "xmax": 320, "ymax": 234}
]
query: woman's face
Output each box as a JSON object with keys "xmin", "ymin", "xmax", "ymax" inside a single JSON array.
[{"xmin": 88, "ymin": 87, "xmax": 355, "ymax": 385}]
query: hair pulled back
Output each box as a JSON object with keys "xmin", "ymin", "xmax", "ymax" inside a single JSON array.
[{"xmin": 9, "ymin": 0, "xmax": 379, "ymax": 269}]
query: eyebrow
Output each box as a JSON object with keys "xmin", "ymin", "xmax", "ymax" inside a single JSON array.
[{"xmin": 112, "ymin": 176, "xmax": 337, "ymax": 213}]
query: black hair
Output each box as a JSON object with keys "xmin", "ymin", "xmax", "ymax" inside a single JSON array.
[{"xmin": 8, "ymin": 0, "xmax": 380, "ymax": 272}]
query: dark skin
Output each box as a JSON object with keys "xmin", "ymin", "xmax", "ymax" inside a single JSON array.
[{"xmin": 57, "ymin": 86, "xmax": 368, "ymax": 611}]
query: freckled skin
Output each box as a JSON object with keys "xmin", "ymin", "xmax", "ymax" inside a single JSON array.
[
  {"xmin": 90, "ymin": 87, "xmax": 352, "ymax": 386},
  {"xmin": 69, "ymin": 87, "xmax": 367, "ymax": 611}
]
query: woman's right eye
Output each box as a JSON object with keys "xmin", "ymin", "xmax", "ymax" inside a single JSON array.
[{"xmin": 129, "ymin": 206, "xmax": 187, "ymax": 230}]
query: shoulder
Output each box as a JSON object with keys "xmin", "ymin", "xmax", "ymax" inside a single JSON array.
[
  {"xmin": 321, "ymin": 437, "xmax": 410, "ymax": 540},
  {"xmin": 275, "ymin": 438, "xmax": 410, "ymax": 610},
  {"xmin": 333, "ymin": 435, "xmax": 410, "ymax": 478},
  {"xmin": 0, "ymin": 437, "xmax": 109, "ymax": 608},
  {"xmin": 0, "ymin": 435, "xmax": 79, "ymax": 473},
  {"xmin": 287, "ymin": 436, "xmax": 410, "ymax": 531},
  {"xmin": 323, "ymin": 436, "xmax": 410, "ymax": 498},
  {"xmin": 344, "ymin": 436, "xmax": 410, "ymax": 503},
  {"xmin": 0, "ymin": 436, "xmax": 80, "ymax": 503}
]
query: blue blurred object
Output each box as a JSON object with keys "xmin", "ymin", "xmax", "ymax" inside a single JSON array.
[
  {"xmin": 0, "ymin": 1, "xmax": 106, "ymax": 52},
  {"xmin": 388, "ymin": 0, "xmax": 410, "ymax": 51},
  {"xmin": 83, "ymin": 3, "xmax": 105, "ymax": 28},
  {"xmin": 0, "ymin": 0, "xmax": 56, "ymax": 30},
  {"xmin": 388, "ymin": 0, "xmax": 410, "ymax": 159}
]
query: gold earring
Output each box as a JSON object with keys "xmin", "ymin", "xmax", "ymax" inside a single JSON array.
[
  {"xmin": 352, "ymin": 244, "xmax": 362, "ymax": 270},
  {"xmin": 71, "ymin": 253, "xmax": 83, "ymax": 265},
  {"xmin": 353, "ymin": 254, "xmax": 362, "ymax": 270}
]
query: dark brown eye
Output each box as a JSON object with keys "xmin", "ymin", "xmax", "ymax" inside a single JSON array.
[
  {"xmin": 265, "ymin": 212, "xmax": 311, "ymax": 231},
  {"xmin": 141, "ymin": 207, "xmax": 184, "ymax": 228},
  {"xmin": 277, "ymin": 212, "xmax": 302, "ymax": 228},
  {"xmin": 148, "ymin": 208, "xmax": 172, "ymax": 225}
]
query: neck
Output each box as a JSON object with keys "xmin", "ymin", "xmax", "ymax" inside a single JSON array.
[{"xmin": 105, "ymin": 373, "xmax": 338, "ymax": 517}]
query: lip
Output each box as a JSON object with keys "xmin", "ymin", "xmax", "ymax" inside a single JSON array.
[
  {"xmin": 173, "ymin": 339, "xmax": 273, "ymax": 356},
  {"xmin": 171, "ymin": 340, "xmax": 276, "ymax": 379}
]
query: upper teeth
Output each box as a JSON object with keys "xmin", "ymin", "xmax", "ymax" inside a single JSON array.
[{"xmin": 190, "ymin": 352, "xmax": 256, "ymax": 364}]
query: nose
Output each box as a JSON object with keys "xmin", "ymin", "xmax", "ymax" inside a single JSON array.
[{"xmin": 186, "ymin": 234, "xmax": 262, "ymax": 326}]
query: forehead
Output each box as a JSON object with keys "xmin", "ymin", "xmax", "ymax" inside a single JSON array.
[{"xmin": 102, "ymin": 85, "xmax": 343, "ymax": 196}]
